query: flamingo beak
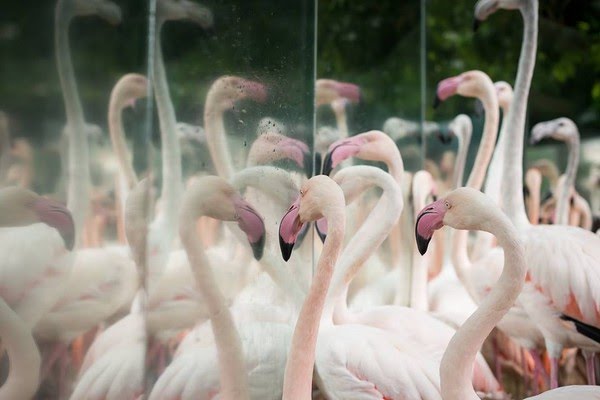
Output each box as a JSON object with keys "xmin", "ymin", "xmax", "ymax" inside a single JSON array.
[
  {"xmin": 434, "ymin": 76, "xmax": 463, "ymax": 109},
  {"xmin": 182, "ymin": 0, "xmax": 214, "ymax": 29},
  {"xmin": 233, "ymin": 197, "xmax": 265, "ymax": 260},
  {"xmin": 322, "ymin": 137, "xmax": 364, "ymax": 176},
  {"xmin": 415, "ymin": 199, "xmax": 446, "ymax": 255},
  {"xmin": 243, "ymin": 80, "xmax": 268, "ymax": 103},
  {"xmin": 279, "ymin": 196, "xmax": 304, "ymax": 261},
  {"xmin": 279, "ymin": 138, "xmax": 311, "ymax": 176},
  {"xmin": 33, "ymin": 197, "xmax": 75, "ymax": 250}
]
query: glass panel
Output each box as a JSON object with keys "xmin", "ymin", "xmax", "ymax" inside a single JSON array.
[
  {"xmin": 143, "ymin": 0, "xmax": 315, "ymax": 397},
  {"xmin": 0, "ymin": 0, "xmax": 150, "ymax": 398}
]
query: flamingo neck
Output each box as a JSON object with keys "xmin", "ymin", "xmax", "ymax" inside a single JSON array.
[
  {"xmin": 453, "ymin": 129, "xmax": 471, "ymax": 189},
  {"xmin": 56, "ymin": 3, "xmax": 90, "ymax": 243},
  {"xmin": 154, "ymin": 22, "xmax": 183, "ymax": 238},
  {"xmin": 282, "ymin": 207, "xmax": 345, "ymax": 400},
  {"xmin": 179, "ymin": 213, "xmax": 249, "ymax": 400},
  {"xmin": 527, "ymin": 175, "xmax": 541, "ymax": 225},
  {"xmin": 484, "ymin": 101, "xmax": 511, "ymax": 203},
  {"xmin": 410, "ymin": 177, "xmax": 434, "ymax": 310},
  {"xmin": 205, "ymin": 99, "xmax": 235, "ymax": 180},
  {"xmin": 451, "ymin": 85, "xmax": 498, "ymax": 287},
  {"xmin": 329, "ymin": 174, "xmax": 402, "ymax": 322},
  {"xmin": 441, "ymin": 211, "xmax": 525, "ymax": 400},
  {"xmin": 108, "ymin": 100, "xmax": 138, "ymax": 189},
  {"xmin": 0, "ymin": 298, "xmax": 41, "ymax": 399},
  {"xmin": 555, "ymin": 136, "xmax": 579, "ymax": 225},
  {"xmin": 333, "ymin": 105, "xmax": 348, "ymax": 138},
  {"xmin": 501, "ymin": 2, "xmax": 538, "ymax": 230}
]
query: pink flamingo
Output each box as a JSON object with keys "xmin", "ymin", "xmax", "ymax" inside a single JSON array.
[
  {"xmin": 280, "ymin": 175, "xmax": 443, "ymax": 400},
  {"xmin": 415, "ymin": 187, "xmax": 600, "ymax": 400},
  {"xmin": 476, "ymin": 0, "xmax": 600, "ymax": 388},
  {"xmin": 0, "ymin": 186, "xmax": 75, "ymax": 397}
]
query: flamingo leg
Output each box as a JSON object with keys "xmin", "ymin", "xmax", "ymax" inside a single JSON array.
[
  {"xmin": 529, "ymin": 348, "xmax": 546, "ymax": 394},
  {"xmin": 583, "ymin": 350, "xmax": 597, "ymax": 386},
  {"xmin": 550, "ymin": 356, "xmax": 559, "ymax": 389},
  {"xmin": 41, "ymin": 342, "xmax": 68, "ymax": 382},
  {"xmin": 521, "ymin": 348, "xmax": 529, "ymax": 394},
  {"xmin": 492, "ymin": 335, "xmax": 504, "ymax": 383}
]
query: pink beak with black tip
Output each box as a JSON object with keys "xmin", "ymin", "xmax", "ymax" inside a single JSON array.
[
  {"xmin": 33, "ymin": 197, "xmax": 75, "ymax": 251},
  {"xmin": 414, "ymin": 199, "xmax": 446, "ymax": 255},
  {"xmin": 279, "ymin": 196, "xmax": 304, "ymax": 261},
  {"xmin": 322, "ymin": 136, "xmax": 367, "ymax": 176},
  {"xmin": 233, "ymin": 196, "xmax": 266, "ymax": 260}
]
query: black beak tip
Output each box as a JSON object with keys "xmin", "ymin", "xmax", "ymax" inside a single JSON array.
[
  {"xmin": 322, "ymin": 152, "xmax": 334, "ymax": 176},
  {"xmin": 251, "ymin": 234, "xmax": 265, "ymax": 261},
  {"xmin": 64, "ymin": 232, "xmax": 75, "ymax": 251},
  {"xmin": 279, "ymin": 235, "xmax": 294, "ymax": 262},
  {"xmin": 416, "ymin": 234, "xmax": 431, "ymax": 256},
  {"xmin": 473, "ymin": 18, "xmax": 481, "ymax": 32},
  {"xmin": 433, "ymin": 95, "xmax": 441, "ymax": 110}
]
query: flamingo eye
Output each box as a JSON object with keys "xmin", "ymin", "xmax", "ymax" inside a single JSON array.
[{"xmin": 444, "ymin": 201, "xmax": 451, "ymax": 209}]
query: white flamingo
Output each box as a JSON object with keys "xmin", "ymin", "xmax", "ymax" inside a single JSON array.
[
  {"xmin": 415, "ymin": 186, "xmax": 600, "ymax": 400},
  {"xmin": 475, "ymin": 0, "xmax": 600, "ymax": 388}
]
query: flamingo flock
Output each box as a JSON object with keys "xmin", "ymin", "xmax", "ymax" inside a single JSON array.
[{"xmin": 0, "ymin": 0, "xmax": 599, "ymax": 399}]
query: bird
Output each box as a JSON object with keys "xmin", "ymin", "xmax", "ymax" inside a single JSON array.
[
  {"xmin": 55, "ymin": 0, "xmax": 121, "ymax": 246},
  {"xmin": 475, "ymin": 0, "xmax": 600, "ymax": 388},
  {"xmin": 148, "ymin": 176, "xmax": 269, "ymax": 400},
  {"xmin": 280, "ymin": 175, "xmax": 454, "ymax": 399},
  {"xmin": 415, "ymin": 186, "xmax": 600, "ymax": 400},
  {"xmin": 530, "ymin": 118, "xmax": 592, "ymax": 230}
]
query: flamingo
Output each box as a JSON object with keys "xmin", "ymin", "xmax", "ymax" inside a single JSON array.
[
  {"xmin": 148, "ymin": 166, "xmax": 305, "ymax": 400},
  {"xmin": 68, "ymin": 179, "xmax": 151, "ymax": 400},
  {"xmin": 530, "ymin": 117, "xmax": 593, "ymax": 230},
  {"xmin": 0, "ymin": 186, "xmax": 75, "ymax": 397},
  {"xmin": 280, "ymin": 174, "xmax": 445, "ymax": 400},
  {"xmin": 148, "ymin": 176, "xmax": 268, "ymax": 400},
  {"xmin": 55, "ymin": 0, "xmax": 121, "ymax": 245},
  {"xmin": 322, "ymin": 130, "xmax": 413, "ymax": 307},
  {"xmin": 475, "ymin": 0, "xmax": 600, "ymax": 388},
  {"xmin": 415, "ymin": 186, "xmax": 600, "ymax": 400},
  {"xmin": 325, "ymin": 166, "xmax": 499, "ymax": 394}
]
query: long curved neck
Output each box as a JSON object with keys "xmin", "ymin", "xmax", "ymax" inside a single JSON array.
[
  {"xmin": 56, "ymin": 3, "xmax": 90, "ymax": 243},
  {"xmin": 555, "ymin": 136, "xmax": 579, "ymax": 225},
  {"xmin": 501, "ymin": 1, "xmax": 538, "ymax": 229},
  {"xmin": 441, "ymin": 213, "xmax": 525, "ymax": 400},
  {"xmin": 0, "ymin": 298, "xmax": 41, "ymax": 400},
  {"xmin": 282, "ymin": 207, "xmax": 345, "ymax": 400},
  {"xmin": 333, "ymin": 105, "xmax": 348, "ymax": 138},
  {"xmin": 108, "ymin": 100, "xmax": 138, "ymax": 189},
  {"xmin": 154, "ymin": 21, "xmax": 183, "ymax": 233},
  {"xmin": 483, "ymin": 101, "xmax": 511, "ymax": 203},
  {"xmin": 410, "ymin": 181, "xmax": 434, "ymax": 310},
  {"xmin": 180, "ymin": 216, "xmax": 249, "ymax": 400},
  {"xmin": 329, "ymin": 174, "xmax": 402, "ymax": 322},
  {"xmin": 527, "ymin": 173, "xmax": 541, "ymax": 225},
  {"xmin": 573, "ymin": 194, "xmax": 593, "ymax": 230},
  {"xmin": 451, "ymin": 88, "xmax": 498, "ymax": 291},
  {"xmin": 454, "ymin": 130, "xmax": 471, "ymax": 189},
  {"xmin": 205, "ymin": 90, "xmax": 235, "ymax": 180}
]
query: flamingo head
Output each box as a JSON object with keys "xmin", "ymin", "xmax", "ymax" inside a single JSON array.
[
  {"xmin": 530, "ymin": 117, "xmax": 579, "ymax": 146},
  {"xmin": 66, "ymin": 0, "xmax": 122, "ymax": 25},
  {"xmin": 473, "ymin": 0, "xmax": 524, "ymax": 31},
  {"xmin": 182, "ymin": 176, "xmax": 265, "ymax": 260},
  {"xmin": 250, "ymin": 131, "xmax": 311, "ymax": 176},
  {"xmin": 114, "ymin": 74, "xmax": 148, "ymax": 110},
  {"xmin": 434, "ymin": 70, "xmax": 495, "ymax": 109},
  {"xmin": 416, "ymin": 187, "xmax": 494, "ymax": 255},
  {"xmin": 494, "ymin": 81, "xmax": 514, "ymax": 112},
  {"xmin": 207, "ymin": 76, "xmax": 268, "ymax": 113},
  {"xmin": 279, "ymin": 176, "xmax": 343, "ymax": 261},
  {"xmin": 0, "ymin": 187, "xmax": 75, "ymax": 250},
  {"xmin": 322, "ymin": 130, "xmax": 396, "ymax": 175},
  {"xmin": 157, "ymin": 0, "xmax": 213, "ymax": 29},
  {"xmin": 315, "ymin": 79, "xmax": 361, "ymax": 107}
]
